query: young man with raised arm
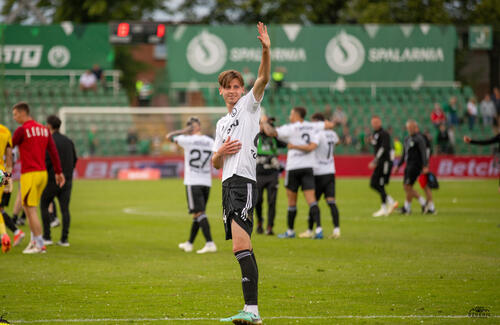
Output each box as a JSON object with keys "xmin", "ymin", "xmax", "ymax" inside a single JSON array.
[{"xmin": 212, "ymin": 22, "xmax": 270, "ymax": 325}]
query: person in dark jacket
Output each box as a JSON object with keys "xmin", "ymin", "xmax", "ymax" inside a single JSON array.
[
  {"xmin": 396, "ymin": 120, "xmax": 429, "ymax": 214},
  {"xmin": 464, "ymin": 132, "xmax": 500, "ymax": 192},
  {"xmin": 255, "ymin": 116, "xmax": 286, "ymax": 235},
  {"xmin": 41, "ymin": 115, "xmax": 78, "ymax": 246}
]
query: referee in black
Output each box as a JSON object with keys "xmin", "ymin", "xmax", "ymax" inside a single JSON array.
[
  {"xmin": 396, "ymin": 120, "xmax": 428, "ymax": 214},
  {"xmin": 41, "ymin": 115, "xmax": 77, "ymax": 246}
]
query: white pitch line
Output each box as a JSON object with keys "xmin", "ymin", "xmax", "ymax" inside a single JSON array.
[{"xmin": 11, "ymin": 315, "xmax": 499, "ymax": 323}]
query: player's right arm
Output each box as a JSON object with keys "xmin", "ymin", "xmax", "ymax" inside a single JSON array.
[
  {"xmin": 11, "ymin": 127, "xmax": 24, "ymax": 147},
  {"xmin": 464, "ymin": 134, "xmax": 500, "ymax": 145},
  {"xmin": 252, "ymin": 22, "xmax": 271, "ymax": 102},
  {"xmin": 288, "ymin": 142, "xmax": 318, "ymax": 152},
  {"xmin": 166, "ymin": 127, "xmax": 192, "ymax": 142},
  {"xmin": 212, "ymin": 136, "xmax": 242, "ymax": 169}
]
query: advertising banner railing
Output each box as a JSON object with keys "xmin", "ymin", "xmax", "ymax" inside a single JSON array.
[{"xmin": 58, "ymin": 155, "xmax": 499, "ymax": 180}]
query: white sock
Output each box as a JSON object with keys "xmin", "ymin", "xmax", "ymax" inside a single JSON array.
[
  {"xmin": 404, "ymin": 200, "xmax": 411, "ymax": 211},
  {"xmin": 386, "ymin": 196, "xmax": 394, "ymax": 204},
  {"xmin": 287, "ymin": 229, "xmax": 294, "ymax": 235},
  {"xmin": 35, "ymin": 235, "xmax": 44, "ymax": 248},
  {"xmin": 315, "ymin": 227, "xmax": 322, "ymax": 234},
  {"xmin": 381, "ymin": 203, "xmax": 387, "ymax": 211},
  {"xmin": 428, "ymin": 201, "xmax": 435, "ymax": 210},
  {"xmin": 243, "ymin": 304, "xmax": 248, "ymax": 312},
  {"xmin": 418, "ymin": 196, "xmax": 426, "ymax": 206},
  {"xmin": 14, "ymin": 229, "xmax": 20, "ymax": 236},
  {"xmin": 246, "ymin": 305, "xmax": 259, "ymax": 317}
]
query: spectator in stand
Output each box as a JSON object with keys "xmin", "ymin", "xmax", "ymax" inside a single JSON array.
[
  {"xmin": 271, "ymin": 66, "xmax": 286, "ymax": 93},
  {"xmin": 126, "ymin": 128, "xmax": 139, "ymax": 155},
  {"xmin": 242, "ymin": 67, "xmax": 256, "ymax": 89},
  {"xmin": 323, "ymin": 104, "xmax": 333, "ymax": 118},
  {"xmin": 493, "ymin": 87, "xmax": 500, "ymax": 131},
  {"xmin": 436, "ymin": 123, "xmax": 454, "ymax": 154},
  {"xmin": 332, "ymin": 106, "xmax": 348, "ymax": 127},
  {"xmin": 136, "ymin": 79, "xmax": 153, "ymax": 107},
  {"xmin": 466, "ymin": 97, "xmax": 478, "ymax": 130},
  {"xmin": 430, "ymin": 103, "xmax": 446, "ymax": 128},
  {"xmin": 480, "ymin": 93, "xmax": 496, "ymax": 128},
  {"xmin": 88, "ymin": 125, "xmax": 98, "ymax": 156},
  {"xmin": 442, "ymin": 96, "xmax": 459, "ymax": 127},
  {"xmin": 79, "ymin": 70, "xmax": 97, "ymax": 92},
  {"xmin": 91, "ymin": 64, "xmax": 105, "ymax": 87},
  {"xmin": 340, "ymin": 125, "xmax": 352, "ymax": 145},
  {"xmin": 393, "ymin": 136, "xmax": 403, "ymax": 167}
]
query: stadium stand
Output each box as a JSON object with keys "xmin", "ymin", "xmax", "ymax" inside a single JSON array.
[
  {"xmin": 0, "ymin": 79, "xmax": 495, "ymax": 156},
  {"xmin": 1, "ymin": 78, "xmax": 130, "ymax": 156}
]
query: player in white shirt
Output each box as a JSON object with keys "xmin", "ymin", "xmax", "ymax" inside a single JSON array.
[
  {"xmin": 212, "ymin": 22, "xmax": 270, "ymax": 325},
  {"xmin": 302, "ymin": 113, "xmax": 341, "ymax": 239},
  {"xmin": 262, "ymin": 107, "xmax": 333, "ymax": 239},
  {"xmin": 166, "ymin": 117, "xmax": 216, "ymax": 254}
]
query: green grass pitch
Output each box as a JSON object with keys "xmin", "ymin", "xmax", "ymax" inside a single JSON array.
[{"xmin": 1, "ymin": 178, "xmax": 499, "ymax": 324}]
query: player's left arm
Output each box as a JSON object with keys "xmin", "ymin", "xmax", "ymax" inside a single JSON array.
[
  {"xmin": 417, "ymin": 136, "xmax": 429, "ymax": 172},
  {"xmin": 47, "ymin": 135, "xmax": 66, "ymax": 188},
  {"xmin": 252, "ymin": 22, "xmax": 271, "ymax": 102}
]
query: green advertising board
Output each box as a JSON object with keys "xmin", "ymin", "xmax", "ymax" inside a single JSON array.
[
  {"xmin": 469, "ymin": 25, "xmax": 492, "ymax": 50},
  {"xmin": 0, "ymin": 23, "xmax": 113, "ymax": 70},
  {"xmin": 167, "ymin": 24, "xmax": 457, "ymax": 84}
]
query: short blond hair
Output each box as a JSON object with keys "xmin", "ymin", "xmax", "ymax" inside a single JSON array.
[{"xmin": 218, "ymin": 70, "xmax": 244, "ymax": 88}]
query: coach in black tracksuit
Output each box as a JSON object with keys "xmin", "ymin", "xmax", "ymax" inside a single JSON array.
[
  {"xmin": 255, "ymin": 116, "xmax": 286, "ymax": 235},
  {"xmin": 41, "ymin": 115, "xmax": 77, "ymax": 246},
  {"xmin": 397, "ymin": 120, "xmax": 428, "ymax": 214}
]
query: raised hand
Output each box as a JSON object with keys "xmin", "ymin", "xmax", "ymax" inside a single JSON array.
[{"xmin": 257, "ymin": 22, "xmax": 270, "ymax": 49}]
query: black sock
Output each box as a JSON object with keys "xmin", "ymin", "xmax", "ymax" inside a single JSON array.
[
  {"xmin": 235, "ymin": 250, "xmax": 258, "ymax": 305},
  {"xmin": 287, "ymin": 206, "xmax": 297, "ymax": 230},
  {"xmin": 2, "ymin": 211, "xmax": 17, "ymax": 233},
  {"xmin": 327, "ymin": 200, "xmax": 340, "ymax": 228},
  {"xmin": 188, "ymin": 218, "xmax": 200, "ymax": 243},
  {"xmin": 197, "ymin": 214, "xmax": 213, "ymax": 242},
  {"xmin": 309, "ymin": 202, "xmax": 320, "ymax": 228},
  {"xmin": 307, "ymin": 209, "xmax": 314, "ymax": 230},
  {"xmin": 20, "ymin": 211, "xmax": 26, "ymax": 220}
]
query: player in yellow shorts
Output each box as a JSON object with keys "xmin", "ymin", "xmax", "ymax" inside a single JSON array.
[
  {"xmin": 12, "ymin": 103, "xmax": 64, "ymax": 254},
  {"xmin": 20, "ymin": 171, "xmax": 48, "ymax": 207}
]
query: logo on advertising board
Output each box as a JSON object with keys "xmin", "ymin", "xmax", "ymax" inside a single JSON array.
[
  {"xmin": 325, "ymin": 30, "xmax": 365, "ymax": 75},
  {"xmin": 187, "ymin": 30, "xmax": 227, "ymax": 74},
  {"xmin": 48, "ymin": 45, "xmax": 71, "ymax": 68}
]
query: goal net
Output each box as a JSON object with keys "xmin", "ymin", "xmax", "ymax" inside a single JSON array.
[{"xmin": 59, "ymin": 106, "xmax": 229, "ymax": 157}]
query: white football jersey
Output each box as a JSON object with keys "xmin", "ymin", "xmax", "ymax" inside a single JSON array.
[
  {"xmin": 313, "ymin": 129, "xmax": 339, "ymax": 175},
  {"xmin": 213, "ymin": 89, "xmax": 262, "ymax": 182},
  {"xmin": 175, "ymin": 134, "xmax": 214, "ymax": 187},
  {"xmin": 276, "ymin": 121, "xmax": 324, "ymax": 171}
]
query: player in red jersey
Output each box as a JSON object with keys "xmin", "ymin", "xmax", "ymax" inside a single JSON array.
[{"xmin": 11, "ymin": 102, "xmax": 65, "ymax": 254}]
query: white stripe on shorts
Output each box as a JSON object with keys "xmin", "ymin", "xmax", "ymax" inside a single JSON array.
[
  {"xmin": 241, "ymin": 183, "xmax": 252, "ymax": 219},
  {"xmin": 187, "ymin": 186, "xmax": 194, "ymax": 210}
]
